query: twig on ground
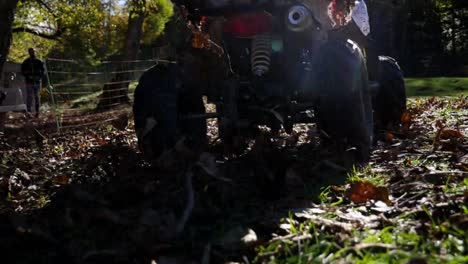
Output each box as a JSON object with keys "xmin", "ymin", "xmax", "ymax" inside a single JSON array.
[
  {"xmin": 176, "ymin": 169, "xmax": 194, "ymax": 235},
  {"xmin": 392, "ymin": 192, "xmax": 408, "ymax": 203},
  {"xmin": 269, "ymin": 233, "xmax": 297, "ymax": 242},
  {"xmin": 354, "ymin": 243, "xmax": 399, "ymax": 251},
  {"xmin": 424, "ymin": 170, "xmax": 468, "ymax": 178},
  {"xmin": 269, "ymin": 233, "xmax": 313, "ymax": 243},
  {"xmin": 295, "ymin": 215, "xmax": 354, "ymax": 233},
  {"xmin": 397, "ymin": 191, "xmax": 426, "ymax": 208}
]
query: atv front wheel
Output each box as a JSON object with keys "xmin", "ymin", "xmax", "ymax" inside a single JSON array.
[
  {"xmin": 133, "ymin": 64, "xmax": 207, "ymax": 159},
  {"xmin": 313, "ymin": 40, "xmax": 374, "ymax": 162},
  {"xmin": 373, "ymin": 56, "xmax": 407, "ymax": 128}
]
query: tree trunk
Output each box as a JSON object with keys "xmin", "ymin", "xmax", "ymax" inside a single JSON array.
[
  {"xmin": 398, "ymin": 2, "xmax": 410, "ymax": 66},
  {"xmin": 0, "ymin": 0, "xmax": 19, "ymax": 75},
  {"xmin": 124, "ymin": 0, "xmax": 146, "ymax": 62},
  {"xmin": 98, "ymin": 0, "xmax": 146, "ymax": 109},
  {"xmin": 451, "ymin": 6, "xmax": 457, "ymax": 57}
]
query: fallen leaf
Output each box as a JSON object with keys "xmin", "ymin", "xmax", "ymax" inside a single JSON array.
[
  {"xmin": 435, "ymin": 119, "xmax": 445, "ymax": 130},
  {"xmin": 345, "ymin": 181, "xmax": 391, "ymax": 205},
  {"xmin": 385, "ymin": 132, "xmax": 394, "ymax": 142},
  {"xmin": 459, "ymin": 154, "xmax": 468, "ymax": 163},
  {"xmin": 192, "ymin": 31, "xmax": 211, "ymax": 49},
  {"xmin": 371, "ymin": 200, "xmax": 393, "ymax": 213},
  {"xmin": 434, "ymin": 128, "xmax": 464, "ymax": 151},
  {"xmin": 53, "ymin": 175, "xmax": 70, "ymax": 185},
  {"xmin": 241, "ymin": 228, "xmax": 258, "ymax": 245},
  {"xmin": 111, "ymin": 113, "xmax": 128, "ymax": 131},
  {"xmin": 439, "ymin": 129, "xmax": 464, "ymax": 140},
  {"xmin": 90, "ymin": 133, "xmax": 107, "ymax": 146},
  {"xmin": 401, "ymin": 111, "xmax": 412, "ymax": 128}
]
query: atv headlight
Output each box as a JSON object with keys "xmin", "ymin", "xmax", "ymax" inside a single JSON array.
[{"xmin": 285, "ymin": 5, "xmax": 312, "ymax": 32}]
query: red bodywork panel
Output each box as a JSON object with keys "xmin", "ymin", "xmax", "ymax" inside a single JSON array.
[{"xmin": 223, "ymin": 12, "xmax": 272, "ymax": 37}]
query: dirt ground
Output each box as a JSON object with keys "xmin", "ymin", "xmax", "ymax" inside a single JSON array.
[{"xmin": 0, "ymin": 96, "xmax": 467, "ymax": 263}]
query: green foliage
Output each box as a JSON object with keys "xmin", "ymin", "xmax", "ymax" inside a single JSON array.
[
  {"xmin": 158, "ymin": 5, "xmax": 192, "ymax": 49},
  {"xmin": 434, "ymin": 0, "xmax": 468, "ymax": 55},
  {"xmin": 257, "ymin": 215, "xmax": 468, "ymax": 264},
  {"xmin": 11, "ymin": 0, "xmax": 110, "ymax": 64},
  {"xmin": 318, "ymin": 186, "xmax": 331, "ymax": 204},
  {"xmin": 371, "ymin": 0, "xmax": 468, "ymax": 75},
  {"xmin": 9, "ymin": 0, "xmax": 173, "ymax": 64},
  {"xmin": 347, "ymin": 166, "xmax": 386, "ymax": 186},
  {"xmin": 142, "ymin": 0, "xmax": 174, "ymax": 44},
  {"xmin": 405, "ymin": 77, "xmax": 468, "ymax": 97},
  {"xmin": 8, "ymin": 32, "xmax": 55, "ymax": 63}
]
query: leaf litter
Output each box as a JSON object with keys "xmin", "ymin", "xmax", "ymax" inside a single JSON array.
[{"xmin": 0, "ymin": 96, "xmax": 467, "ymax": 263}]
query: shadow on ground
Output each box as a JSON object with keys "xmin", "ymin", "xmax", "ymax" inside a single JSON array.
[{"xmin": 0, "ymin": 123, "xmax": 356, "ymax": 264}]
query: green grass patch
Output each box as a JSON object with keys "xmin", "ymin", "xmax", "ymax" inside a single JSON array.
[
  {"xmin": 256, "ymin": 163, "xmax": 468, "ymax": 263},
  {"xmin": 405, "ymin": 77, "xmax": 468, "ymax": 97},
  {"xmin": 255, "ymin": 210, "xmax": 468, "ymax": 264},
  {"xmin": 346, "ymin": 166, "xmax": 386, "ymax": 186}
]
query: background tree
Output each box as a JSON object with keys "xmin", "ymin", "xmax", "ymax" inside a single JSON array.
[
  {"xmin": 10, "ymin": 0, "xmax": 116, "ymax": 64},
  {"xmin": 0, "ymin": 0, "xmax": 20, "ymax": 75},
  {"xmin": 98, "ymin": 0, "xmax": 173, "ymax": 108},
  {"xmin": 2, "ymin": 0, "xmax": 467, "ymax": 81},
  {"xmin": 369, "ymin": 0, "xmax": 468, "ymax": 75}
]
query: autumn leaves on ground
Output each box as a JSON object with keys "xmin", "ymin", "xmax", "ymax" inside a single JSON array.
[{"xmin": 0, "ymin": 97, "xmax": 467, "ymax": 264}]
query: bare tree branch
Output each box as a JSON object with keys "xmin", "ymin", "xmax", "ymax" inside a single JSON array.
[{"xmin": 12, "ymin": 26, "xmax": 64, "ymax": 40}]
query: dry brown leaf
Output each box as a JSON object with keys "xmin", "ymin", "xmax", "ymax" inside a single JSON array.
[
  {"xmin": 111, "ymin": 113, "xmax": 128, "ymax": 131},
  {"xmin": 433, "ymin": 128, "xmax": 464, "ymax": 151},
  {"xmin": 385, "ymin": 132, "xmax": 394, "ymax": 142},
  {"xmin": 404, "ymin": 157, "xmax": 413, "ymax": 166},
  {"xmin": 401, "ymin": 111, "xmax": 412, "ymax": 126},
  {"xmin": 435, "ymin": 119, "xmax": 445, "ymax": 130},
  {"xmin": 427, "ymin": 96, "xmax": 437, "ymax": 106},
  {"xmin": 192, "ymin": 32, "xmax": 211, "ymax": 49},
  {"xmin": 54, "ymin": 175, "xmax": 70, "ymax": 185},
  {"xmin": 90, "ymin": 133, "xmax": 107, "ymax": 146},
  {"xmin": 345, "ymin": 181, "xmax": 391, "ymax": 205},
  {"xmin": 439, "ymin": 129, "xmax": 464, "ymax": 140}
]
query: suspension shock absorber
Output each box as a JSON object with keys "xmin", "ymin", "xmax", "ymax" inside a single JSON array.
[{"xmin": 251, "ymin": 34, "xmax": 272, "ymax": 76}]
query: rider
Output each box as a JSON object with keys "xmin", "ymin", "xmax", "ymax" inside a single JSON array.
[
  {"xmin": 327, "ymin": 0, "xmax": 378, "ymax": 80},
  {"xmin": 328, "ymin": 0, "xmax": 370, "ymax": 43}
]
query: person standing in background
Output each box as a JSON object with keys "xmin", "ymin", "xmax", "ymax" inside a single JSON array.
[{"xmin": 21, "ymin": 48, "xmax": 44, "ymax": 118}]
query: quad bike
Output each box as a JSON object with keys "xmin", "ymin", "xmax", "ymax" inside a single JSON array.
[{"xmin": 133, "ymin": 0, "xmax": 406, "ymax": 161}]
